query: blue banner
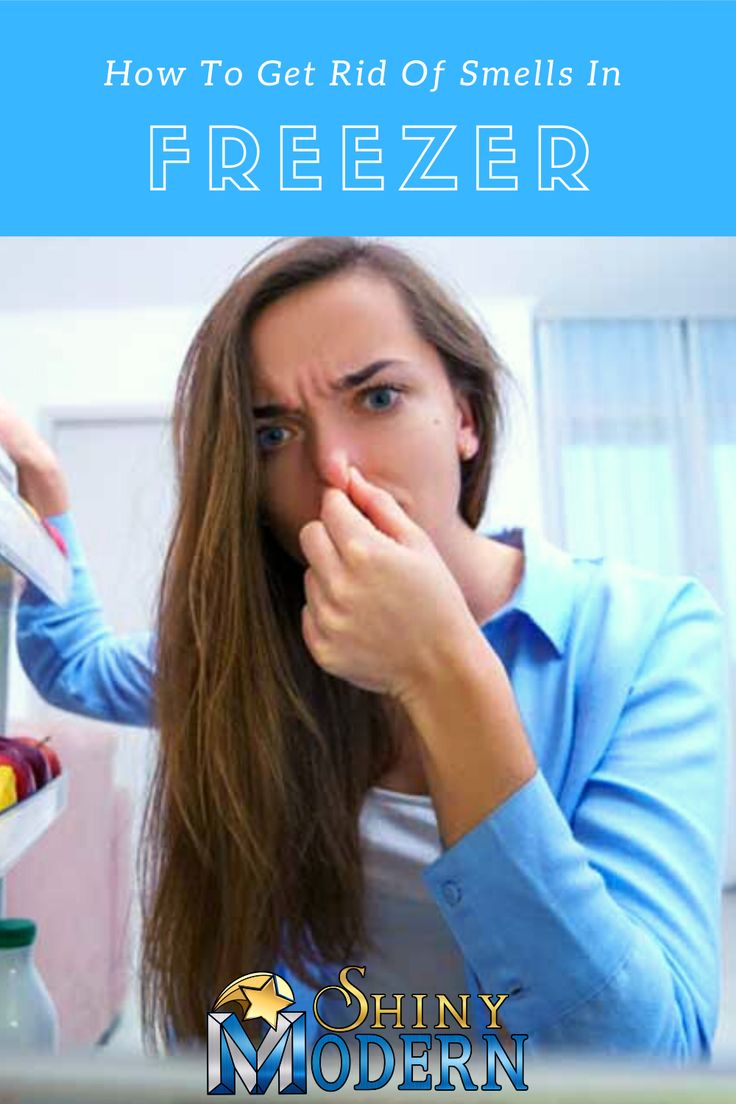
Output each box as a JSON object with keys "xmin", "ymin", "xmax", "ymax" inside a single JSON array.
[{"xmin": 0, "ymin": 0, "xmax": 734, "ymax": 233}]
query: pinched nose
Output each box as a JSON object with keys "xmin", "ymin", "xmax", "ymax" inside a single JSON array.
[{"xmin": 309, "ymin": 441, "xmax": 352, "ymax": 493}]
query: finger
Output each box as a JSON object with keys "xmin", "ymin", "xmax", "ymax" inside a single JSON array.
[
  {"xmin": 298, "ymin": 518, "xmax": 341, "ymax": 580},
  {"xmin": 301, "ymin": 603, "xmax": 331, "ymax": 670},
  {"xmin": 346, "ymin": 466, "xmax": 423, "ymax": 547},
  {"xmin": 319, "ymin": 485, "xmax": 381, "ymax": 559},
  {"xmin": 303, "ymin": 565, "xmax": 335, "ymax": 625},
  {"xmin": 301, "ymin": 603, "xmax": 321, "ymax": 660},
  {"xmin": 300, "ymin": 520, "xmax": 348, "ymax": 614}
]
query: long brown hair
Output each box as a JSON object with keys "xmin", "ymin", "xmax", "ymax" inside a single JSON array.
[{"xmin": 139, "ymin": 238, "xmax": 508, "ymax": 1050}]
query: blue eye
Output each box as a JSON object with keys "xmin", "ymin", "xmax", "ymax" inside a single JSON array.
[
  {"xmin": 256, "ymin": 425, "xmax": 292, "ymax": 452},
  {"xmin": 362, "ymin": 385, "xmax": 402, "ymax": 411}
]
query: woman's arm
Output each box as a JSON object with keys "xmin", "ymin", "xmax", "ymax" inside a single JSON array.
[
  {"xmin": 17, "ymin": 512, "xmax": 156, "ymax": 727},
  {"xmin": 396, "ymin": 625, "xmax": 536, "ymax": 848},
  {"xmin": 415, "ymin": 579, "xmax": 727, "ymax": 1060},
  {"xmin": 1, "ymin": 399, "xmax": 156, "ymax": 727}
]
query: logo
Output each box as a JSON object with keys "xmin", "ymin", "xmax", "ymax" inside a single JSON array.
[
  {"xmin": 207, "ymin": 966, "xmax": 527, "ymax": 1095},
  {"xmin": 208, "ymin": 972, "xmax": 306, "ymax": 1094}
]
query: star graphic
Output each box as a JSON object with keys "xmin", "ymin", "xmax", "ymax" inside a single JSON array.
[
  {"xmin": 237, "ymin": 975, "xmax": 291, "ymax": 1024},
  {"xmin": 239, "ymin": 975, "xmax": 294, "ymax": 1029},
  {"xmin": 214, "ymin": 973, "xmax": 294, "ymax": 1030}
]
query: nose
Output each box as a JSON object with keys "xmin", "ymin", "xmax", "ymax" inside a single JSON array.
[{"xmin": 308, "ymin": 426, "xmax": 353, "ymax": 493}]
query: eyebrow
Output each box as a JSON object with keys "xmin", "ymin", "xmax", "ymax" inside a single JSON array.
[{"xmin": 252, "ymin": 360, "xmax": 402, "ymax": 418}]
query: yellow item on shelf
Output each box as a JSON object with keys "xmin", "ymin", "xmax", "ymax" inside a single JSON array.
[{"xmin": 0, "ymin": 764, "xmax": 18, "ymax": 812}]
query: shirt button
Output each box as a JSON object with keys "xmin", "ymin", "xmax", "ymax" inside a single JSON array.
[{"xmin": 442, "ymin": 880, "xmax": 463, "ymax": 906}]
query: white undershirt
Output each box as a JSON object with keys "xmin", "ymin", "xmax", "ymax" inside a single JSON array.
[
  {"xmin": 356, "ymin": 785, "xmax": 469, "ymax": 1022},
  {"xmin": 314, "ymin": 785, "xmax": 511, "ymax": 1086}
]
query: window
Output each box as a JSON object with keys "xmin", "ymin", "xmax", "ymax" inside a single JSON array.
[{"xmin": 534, "ymin": 319, "xmax": 736, "ymax": 671}]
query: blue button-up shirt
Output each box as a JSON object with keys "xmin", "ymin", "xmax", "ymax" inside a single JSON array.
[{"xmin": 15, "ymin": 513, "xmax": 729, "ymax": 1061}]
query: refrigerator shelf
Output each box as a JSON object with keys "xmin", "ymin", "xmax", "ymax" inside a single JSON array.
[{"xmin": 0, "ymin": 771, "xmax": 70, "ymax": 879}]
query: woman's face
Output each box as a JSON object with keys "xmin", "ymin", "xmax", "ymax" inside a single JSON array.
[{"xmin": 249, "ymin": 270, "xmax": 480, "ymax": 561}]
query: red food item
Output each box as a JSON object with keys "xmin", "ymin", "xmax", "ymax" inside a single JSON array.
[
  {"xmin": 36, "ymin": 736, "xmax": 62, "ymax": 779},
  {"xmin": 7, "ymin": 736, "xmax": 53, "ymax": 788},
  {"xmin": 3, "ymin": 734, "xmax": 62, "ymax": 780},
  {"xmin": 1, "ymin": 737, "xmax": 61, "ymax": 781},
  {"xmin": 0, "ymin": 746, "xmax": 37, "ymax": 801}
]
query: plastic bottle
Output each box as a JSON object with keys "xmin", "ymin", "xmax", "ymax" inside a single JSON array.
[{"xmin": 0, "ymin": 918, "xmax": 59, "ymax": 1053}]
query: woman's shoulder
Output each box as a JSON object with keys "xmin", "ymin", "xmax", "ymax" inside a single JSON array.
[
  {"xmin": 552, "ymin": 540, "xmax": 724, "ymax": 688},
  {"xmin": 488, "ymin": 528, "xmax": 727, "ymax": 784},
  {"xmin": 567, "ymin": 544, "xmax": 722, "ymax": 629},
  {"xmin": 494, "ymin": 525, "xmax": 723, "ymax": 663}
]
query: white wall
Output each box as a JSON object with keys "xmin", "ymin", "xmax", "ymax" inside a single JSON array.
[
  {"xmin": 474, "ymin": 298, "xmax": 543, "ymax": 534},
  {"xmin": 1, "ymin": 305, "xmax": 199, "ymax": 427}
]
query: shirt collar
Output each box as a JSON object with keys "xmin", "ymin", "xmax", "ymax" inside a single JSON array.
[{"xmin": 481, "ymin": 526, "xmax": 578, "ymax": 658}]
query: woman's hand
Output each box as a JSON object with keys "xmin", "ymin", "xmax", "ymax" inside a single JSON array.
[
  {"xmin": 0, "ymin": 398, "xmax": 69, "ymax": 516},
  {"xmin": 298, "ymin": 466, "xmax": 478, "ymax": 699},
  {"xmin": 300, "ymin": 465, "xmax": 537, "ymax": 844}
]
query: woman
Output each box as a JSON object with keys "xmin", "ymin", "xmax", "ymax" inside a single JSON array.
[{"xmin": 7, "ymin": 238, "xmax": 728, "ymax": 1062}]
